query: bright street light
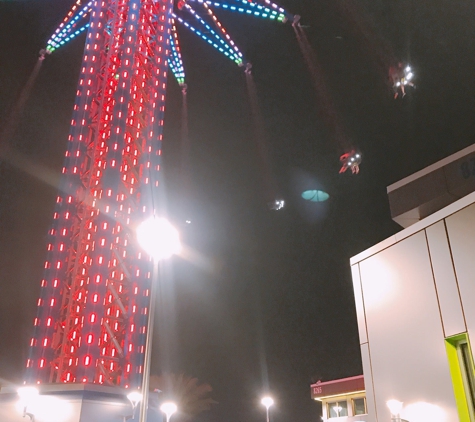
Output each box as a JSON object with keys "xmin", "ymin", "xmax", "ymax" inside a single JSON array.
[
  {"xmin": 127, "ymin": 391, "xmax": 143, "ymax": 408},
  {"xmin": 160, "ymin": 402, "xmax": 178, "ymax": 422},
  {"xmin": 136, "ymin": 217, "xmax": 181, "ymax": 260},
  {"xmin": 333, "ymin": 405, "xmax": 342, "ymax": 417},
  {"xmin": 387, "ymin": 399, "xmax": 404, "ymax": 422},
  {"xmin": 137, "ymin": 217, "xmax": 181, "ymax": 422},
  {"xmin": 261, "ymin": 396, "xmax": 274, "ymax": 409},
  {"xmin": 127, "ymin": 391, "xmax": 142, "ymax": 408},
  {"xmin": 17, "ymin": 387, "xmax": 39, "ymax": 421},
  {"xmin": 16, "ymin": 388, "xmax": 70, "ymax": 422},
  {"xmin": 261, "ymin": 396, "xmax": 274, "ymax": 422},
  {"xmin": 125, "ymin": 391, "xmax": 143, "ymax": 421},
  {"xmin": 17, "ymin": 386, "xmax": 39, "ymax": 403}
]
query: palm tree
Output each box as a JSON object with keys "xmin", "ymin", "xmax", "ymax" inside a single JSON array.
[{"xmin": 149, "ymin": 373, "xmax": 217, "ymax": 421}]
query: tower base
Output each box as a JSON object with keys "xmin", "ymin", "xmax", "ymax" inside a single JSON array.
[{"xmin": 0, "ymin": 383, "xmax": 162, "ymax": 422}]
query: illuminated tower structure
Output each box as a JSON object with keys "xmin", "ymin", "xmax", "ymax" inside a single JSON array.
[
  {"xmin": 25, "ymin": 0, "xmax": 293, "ymax": 389},
  {"xmin": 26, "ymin": 0, "xmax": 174, "ymax": 388}
]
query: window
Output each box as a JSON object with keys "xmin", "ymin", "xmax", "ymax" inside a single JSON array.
[
  {"xmin": 446, "ymin": 333, "xmax": 475, "ymax": 421},
  {"xmin": 352, "ymin": 397, "xmax": 367, "ymax": 415},
  {"xmin": 328, "ymin": 400, "xmax": 348, "ymax": 418}
]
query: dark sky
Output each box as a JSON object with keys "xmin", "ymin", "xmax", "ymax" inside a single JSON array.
[{"xmin": 1, "ymin": 0, "xmax": 475, "ymax": 421}]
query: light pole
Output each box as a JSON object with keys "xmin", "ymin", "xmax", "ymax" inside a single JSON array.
[
  {"xmin": 261, "ymin": 396, "xmax": 274, "ymax": 422},
  {"xmin": 137, "ymin": 217, "xmax": 181, "ymax": 422},
  {"xmin": 160, "ymin": 402, "xmax": 178, "ymax": 422}
]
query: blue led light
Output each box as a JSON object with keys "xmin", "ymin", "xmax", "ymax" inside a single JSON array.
[
  {"xmin": 173, "ymin": 13, "xmax": 242, "ymax": 64},
  {"xmin": 47, "ymin": 23, "xmax": 89, "ymax": 52},
  {"xmin": 47, "ymin": 0, "xmax": 92, "ymax": 51},
  {"xmin": 180, "ymin": 4, "xmax": 242, "ymax": 60},
  {"xmin": 199, "ymin": 0, "xmax": 285, "ymax": 21},
  {"xmin": 169, "ymin": 27, "xmax": 186, "ymax": 85}
]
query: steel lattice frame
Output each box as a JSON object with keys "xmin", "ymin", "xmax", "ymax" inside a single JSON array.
[
  {"xmin": 27, "ymin": 0, "xmax": 173, "ymax": 387},
  {"xmin": 26, "ymin": 0, "xmax": 293, "ymax": 388}
]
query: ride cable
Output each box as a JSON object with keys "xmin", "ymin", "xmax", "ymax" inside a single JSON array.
[
  {"xmin": 293, "ymin": 21, "xmax": 358, "ymax": 172},
  {"xmin": 245, "ymin": 66, "xmax": 282, "ymax": 208},
  {"xmin": 0, "ymin": 50, "xmax": 48, "ymax": 159}
]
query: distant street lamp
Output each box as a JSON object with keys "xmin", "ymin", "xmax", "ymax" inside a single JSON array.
[
  {"xmin": 160, "ymin": 402, "xmax": 178, "ymax": 422},
  {"xmin": 387, "ymin": 399, "xmax": 404, "ymax": 422},
  {"xmin": 261, "ymin": 396, "xmax": 274, "ymax": 422},
  {"xmin": 124, "ymin": 391, "xmax": 143, "ymax": 421},
  {"xmin": 137, "ymin": 217, "xmax": 181, "ymax": 422},
  {"xmin": 333, "ymin": 405, "xmax": 342, "ymax": 417}
]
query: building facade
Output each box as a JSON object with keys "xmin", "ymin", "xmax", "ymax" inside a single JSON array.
[
  {"xmin": 311, "ymin": 375, "xmax": 368, "ymax": 421},
  {"xmin": 351, "ymin": 146, "xmax": 475, "ymax": 422}
]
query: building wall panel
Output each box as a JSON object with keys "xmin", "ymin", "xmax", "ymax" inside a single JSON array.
[
  {"xmin": 445, "ymin": 203, "xmax": 475, "ymax": 342},
  {"xmin": 425, "ymin": 221, "xmax": 466, "ymax": 337},
  {"xmin": 361, "ymin": 342, "xmax": 377, "ymax": 422},
  {"xmin": 359, "ymin": 231, "xmax": 457, "ymax": 422},
  {"xmin": 351, "ymin": 264, "xmax": 367, "ymax": 344}
]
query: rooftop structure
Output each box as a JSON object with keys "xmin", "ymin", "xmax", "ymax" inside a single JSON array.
[
  {"xmin": 388, "ymin": 143, "xmax": 475, "ymax": 228},
  {"xmin": 351, "ymin": 144, "xmax": 475, "ymax": 422}
]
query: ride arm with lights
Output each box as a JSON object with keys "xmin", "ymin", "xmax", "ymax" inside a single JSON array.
[
  {"xmin": 169, "ymin": 23, "xmax": 186, "ymax": 86},
  {"xmin": 390, "ymin": 63, "xmax": 415, "ymax": 99},
  {"xmin": 339, "ymin": 150, "xmax": 361, "ymax": 174},
  {"xmin": 172, "ymin": 6, "xmax": 244, "ymax": 66},
  {"xmin": 45, "ymin": 0, "xmax": 92, "ymax": 53},
  {"xmin": 196, "ymin": 0, "xmax": 289, "ymax": 23}
]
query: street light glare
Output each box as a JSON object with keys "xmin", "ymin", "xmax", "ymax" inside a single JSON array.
[
  {"xmin": 17, "ymin": 386, "xmax": 39, "ymax": 402},
  {"xmin": 137, "ymin": 217, "xmax": 181, "ymax": 260},
  {"xmin": 160, "ymin": 401, "xmax": 178, "ymax": 417},
  {"xmin": 127, "ymin": 391, "xmax": 143, "ymax": 406},
  {"xmin": 16, "ymin": 393, "xmax": 71, "ymax": 422},
  {"xmin": 386, "ymin": 399, "xmax": 403, "ymax": 415},
  {"xmin": 261, "ymin": 396, "xmax": 274, "ymax": 409}
]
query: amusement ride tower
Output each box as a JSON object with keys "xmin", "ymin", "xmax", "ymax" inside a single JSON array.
[{"xmin": 24, "ymin": 0, "xmax": 294, "ymax": 389}]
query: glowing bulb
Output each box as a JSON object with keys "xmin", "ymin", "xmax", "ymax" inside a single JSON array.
[
  {"xmin": 127, "ymin": 391, "xmax": 143, "ymax": 407},
  {"xmin": 17, "ymin": 386, "xmax": 39, "ymax": 404},
  {"xmin": 160, "ymin": 402, "xmax": 178, "ymax": 418},
  {"xmin": 136, "ymin": 217, "xmax": 181, "ymax": 260},
  {"xmin": 387, "ymin": 399, "xmax": 403, "ymax": 415},
  {"xmin": 261, "ymin": 396, "xmax": 274, "ymax": 409}
]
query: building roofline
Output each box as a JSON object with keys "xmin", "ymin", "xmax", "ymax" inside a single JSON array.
[
  {"xmin": 387, "ymin": 143, "xmax": 475, "ymax": 193},
  {"xmin": 350, "ymin": 190, "xmax": 475, "ymax": 265},
  {"xmin": 311, "ymin": 375, "xmax": 364, "ymax": 388}
]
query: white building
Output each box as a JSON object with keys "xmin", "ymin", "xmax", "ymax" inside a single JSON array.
[{"xmin": 350, "ymin": 144, "xmax": 475, "ymax": 422}]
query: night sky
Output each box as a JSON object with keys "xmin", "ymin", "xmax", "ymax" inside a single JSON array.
[{"xmin": 1, "ymin": 0, "xmax": 475, "ymax": 421}]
